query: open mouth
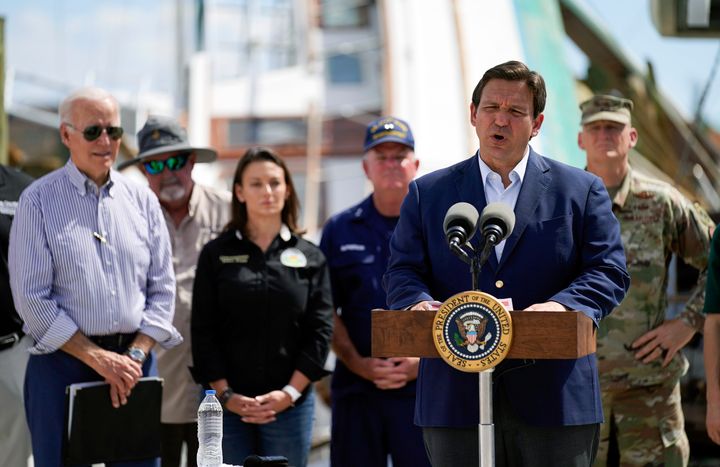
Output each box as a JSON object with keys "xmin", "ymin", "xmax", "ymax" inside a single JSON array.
[{"xmin": 492, "ymin": 134, "xmax": 505, "ymax": 141}]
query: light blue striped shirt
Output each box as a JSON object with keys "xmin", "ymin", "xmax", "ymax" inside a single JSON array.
[
  {"xmin": 477, "ymin": 146, "xmax": 530, "ymax": 260},
  {"xmin": 9, "ymin": 160, "xmax": 181, "ymax": 354}
]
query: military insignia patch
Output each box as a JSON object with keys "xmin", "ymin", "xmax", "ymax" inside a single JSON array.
[
  {"xmin": 280, "ymin": 247, "xmax": 307, "ymax": 268},
  {"xmin": 433, "ymin": 291, "xmax": 512, "ymax": 372}
]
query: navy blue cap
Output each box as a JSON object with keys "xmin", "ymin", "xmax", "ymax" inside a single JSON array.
[{"xmin": 364, "ymin": 116, "xmax": 415, "ymax": 152}]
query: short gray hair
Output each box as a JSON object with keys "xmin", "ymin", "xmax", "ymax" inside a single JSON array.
[{"xmin": 59, "ymin": 87, "xmax": 120, "ymax": 123}]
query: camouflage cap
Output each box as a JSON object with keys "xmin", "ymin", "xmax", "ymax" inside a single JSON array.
[{"xmin": 580, "ymin": 94, "xmax": 634, "ymax": 125}]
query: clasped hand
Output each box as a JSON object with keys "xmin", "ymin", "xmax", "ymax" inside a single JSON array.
[
  {"xmin": 224, "ymin": 390, "xmax": 294, "ymax": 424},
  {"xmin": 356, "ymin": 357, "xmax": 419, "ymax": 389},
  {"xmin": 94, "ymin": 349, "xmax": 143, "ymax": 408}
]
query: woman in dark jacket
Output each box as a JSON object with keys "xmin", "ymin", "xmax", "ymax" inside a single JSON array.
[{"xmin": 191, "ymin": 147, "xmax": 333, "ymax": 467}]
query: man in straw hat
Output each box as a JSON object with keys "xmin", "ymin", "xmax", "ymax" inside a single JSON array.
[{"xmin": 120, "ymin": 115, "xmax": 231, "ymax": 467}]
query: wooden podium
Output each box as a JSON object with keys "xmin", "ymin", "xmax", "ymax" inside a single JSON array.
[
  {"xmin": 371, "ymin": 308, "xmax": 596, "ymax": 467},
  {"xmin": 372, "ymin": 309, "xmax": 596, "ymax": 359}
]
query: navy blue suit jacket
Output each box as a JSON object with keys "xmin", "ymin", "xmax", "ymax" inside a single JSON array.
[{"xmin": 384, "ymin": 149, "xmax": 629, "ymax": 427}]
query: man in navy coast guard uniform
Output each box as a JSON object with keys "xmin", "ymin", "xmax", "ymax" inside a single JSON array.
[{"xmin": 320, "ymin": 117, "xmax": 430, "ymax": 467}]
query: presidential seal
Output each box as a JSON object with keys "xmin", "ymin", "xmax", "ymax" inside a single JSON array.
[{"xmin": 433, "ymin": 291, "xmax": 513, "ymax": 372}]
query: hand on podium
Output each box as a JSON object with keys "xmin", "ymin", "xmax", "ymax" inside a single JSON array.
[
  {"xmin": 409, "ymin": 300, "xmax": 442, "ymax": 311},
  {"xmin": 523, "ymin": 301, "xmax": 567, "ymax": 312}
]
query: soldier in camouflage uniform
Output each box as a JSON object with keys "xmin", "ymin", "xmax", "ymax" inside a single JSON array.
[
  {"xmin": 703, "ymin": 229, "xmax": 720, "ymax": 445},
  {"xmin": 579, "ymin": 93, "xmax": 714, "ymax": 466}
]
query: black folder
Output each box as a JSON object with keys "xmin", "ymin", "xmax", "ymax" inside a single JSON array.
[{"xmin": 64, "ymin": 377, "xmax": 163, "ymax": 465}]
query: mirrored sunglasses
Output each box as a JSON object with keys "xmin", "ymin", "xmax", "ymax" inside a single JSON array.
[
  {"xmin": 143, "ymin": 153, "xmax": 191, "ymax": 175},
  {"xmin": 66, "ymin": 123, "xmax": 124, "ymax": 142}
]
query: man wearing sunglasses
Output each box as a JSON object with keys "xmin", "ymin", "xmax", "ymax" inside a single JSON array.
[
  {"xmin": 118, "ymin": 115, "xmax": 231, "ymax": 467},
  {"xmin": 8, "ymin": 87, "xmax": 181, "ymax": 467},
  {"xmin": 579, "ymin": 92, "xmax": 714, "ymax": 466}
]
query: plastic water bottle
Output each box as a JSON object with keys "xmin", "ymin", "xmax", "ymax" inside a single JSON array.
[{"xmin": 197, "ymin": 389, "xmax": 223, "ymax": 467}]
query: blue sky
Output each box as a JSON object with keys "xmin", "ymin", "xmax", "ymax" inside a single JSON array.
[
  {"xmin": 582, "ymin": 0, "xmax": 720, "ymax": 127},
  {"xmin": 0, "ymin": 0, "xmax": 718, "ymax": 127},
  {"xmin": 0, "ymin": 0, "xmax": 176, "ymax": 105}
]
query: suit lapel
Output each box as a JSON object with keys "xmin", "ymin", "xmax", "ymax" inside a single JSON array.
[
  {"xmin": 454, "ymin": 154, "xmax": 486, "ymax": 209},
  {"xmin": 453, "ymin": 154, "xmax": 498, "ymax": 270},
  {"xmin": 497, "ymin": 149, "xmax": 550, "ymax": 271}
]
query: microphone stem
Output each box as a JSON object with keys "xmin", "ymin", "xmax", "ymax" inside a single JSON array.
[
  {"xmin": 471, "ymin": 254, "xmax": 480, "ymax": 291},
  {"xmin": 450, "ymin": 241, "xmax": 472, "ymax": 264},
  {"xmin": 479, "ymin": 244, "xmax": 493, "ymax": 269},
  {"xmin": 478, "ymin": 233, "xmax": 498, "ymax": 269}
]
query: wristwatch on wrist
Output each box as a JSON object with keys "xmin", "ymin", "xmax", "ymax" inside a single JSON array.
[
  {"xmin": 218, "ymin": 387, "xmax": 234, "ymax": 407},
  {"xmin": 125, "ymin": 346, "xmax": 147, "ymax": 364}
]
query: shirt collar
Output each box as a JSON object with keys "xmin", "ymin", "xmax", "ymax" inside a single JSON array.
[
  {"xmin": 611, "ymin": 166, "xmax": 632, "ymax": 209},
  {"xmin": 187, "ymin": 184, "xmax": 200, "ymax": 219},
  {"xmin": 64, "ymin": 159, "xmax": 115, "ymax": 197},
  {"xmin": 477, "ymin": 145, "xmax": 530, "ymax": 186},
  {"xmin": 350, "ymin": 196, "xmax": 376, "ymax": 223},
  {"xmin": 235, "ymin": 224, "xmax": 292, "ymax": 242},
  {"xmin": 279, "ymin": 224, "xmax": 292, "ymax": 241}
]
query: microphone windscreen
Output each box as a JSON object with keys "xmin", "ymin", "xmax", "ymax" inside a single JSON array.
[
  {"xmin": 443, "ymin": 202, "xmax": 480, "ymax": 238},
  {"xmin": 479, "ymin": 202, "xmax": 515, "ymax": 241}
]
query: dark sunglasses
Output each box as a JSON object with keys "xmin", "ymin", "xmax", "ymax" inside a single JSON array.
[
  {"xmin": 143, "ymin": 153, "xmax": 191, "ymax": 175},
  {"xmin": 66, "ymin": 123, "xmax": 124, "ymax": 142}
]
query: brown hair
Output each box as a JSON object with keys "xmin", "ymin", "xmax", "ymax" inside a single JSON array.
[
  {"xmin": 227, "ymin": 146, "xmax": 303, "ymax": 235},
  {"xmin": 471, "ymin": 60, "xmax": 546, "ymax": 119}
]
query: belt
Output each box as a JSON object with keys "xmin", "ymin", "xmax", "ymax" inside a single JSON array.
[
  {"xmin": 88, "ymin": 333, "xmax": 137, "ymax": 352},
  {"xmin": 0, "ymin": 332, "xmax": 23, "ymax": 352}
]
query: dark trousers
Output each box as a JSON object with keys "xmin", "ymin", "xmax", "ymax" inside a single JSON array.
[
  {"xmin": 160, "ymin": 422, "xmax": 198, "ymax": 467},
  {"xmin": 423, "ymin": 388, "xmax": 599, "ymax": 467},
  {"xmin": 331, "ymin": 392, "xmax": 430, "ymax": 467},
  {"xmin": 24, "ymin": 349, "xmax": 159, "ymax": 467}
]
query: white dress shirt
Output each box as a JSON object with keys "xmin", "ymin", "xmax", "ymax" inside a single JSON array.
[{"xmin": 477, "ymin": 146, "xmax": 530, "ymax": 260}]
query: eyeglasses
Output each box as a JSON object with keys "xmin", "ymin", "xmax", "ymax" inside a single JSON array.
[
  {"xmin": 143, "ymin": 153, "xmax": 191, "ymax": 175},
  {"xmin": 65, "ymin": 123, "xmax": 124, "ymax": 142}
]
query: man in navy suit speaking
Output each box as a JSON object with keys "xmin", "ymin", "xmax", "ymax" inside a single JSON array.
[{"xmin": 384, "ymin": 61, "xmax": 630, "ymax": 467}]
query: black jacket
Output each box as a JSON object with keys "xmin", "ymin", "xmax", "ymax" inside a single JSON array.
[
  {"xmin": 0, "ymin": 165, "xmax": 33, "ymax": 337},
  {"xmin": 191, "ymin": 228, "xmax": 333, "ymax": 398}
]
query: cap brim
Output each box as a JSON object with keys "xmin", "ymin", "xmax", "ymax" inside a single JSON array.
[
  {"xmin": 581, "ymin": 111, "xmax": 630, "ymax": 126},
  {"xmin": 116, "ymin": 143, "xmax": 217, "ymax": 170},
  {"xmin": 364, "ymin": 136, "xmax": 414, "ymax": 152}
]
